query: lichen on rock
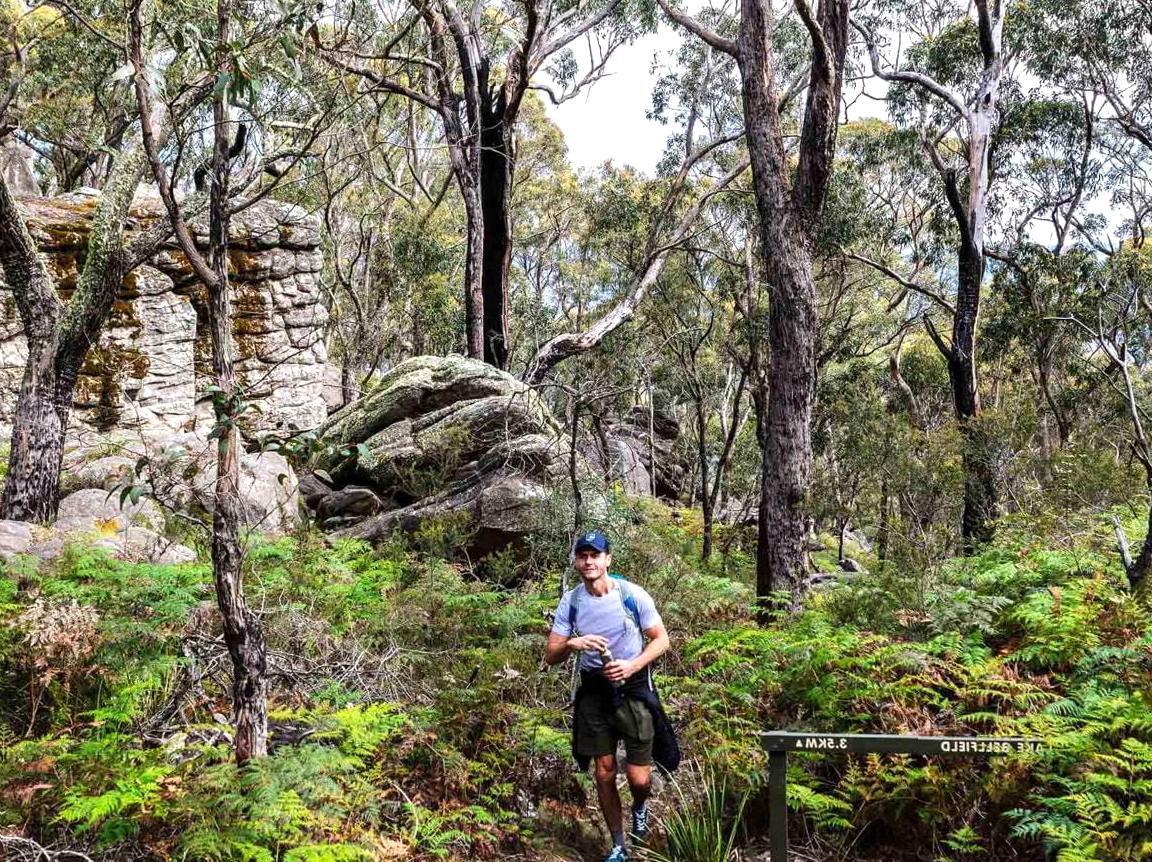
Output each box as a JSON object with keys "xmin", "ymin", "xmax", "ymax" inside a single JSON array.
[{"xmin": 0, "ymin": 191, "xmax": 330, "ymax": 436}]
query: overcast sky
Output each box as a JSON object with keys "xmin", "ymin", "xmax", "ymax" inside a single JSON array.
[
  {"xmin": 543, "ymin": 28, "xmax": 678, "ymax": 175},
  {"xmin": 541, "ymin": 21, "xmax": 889, "ymax": 176}
]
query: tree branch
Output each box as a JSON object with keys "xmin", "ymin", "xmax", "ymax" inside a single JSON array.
[
  {"xmin": 130, "ymin": 2, "xmax": 218, "ymax": 292},
  {"xmin": 656, "ymin": 0, "xmax": 737, "ymax": 57},
  {"xmin": 846, "ymin": 252, "xmax": 955, "ymax": 315},
  {"xmin": 852, "ymin": 20, "xmax": 968, "ymax": 119},
  {"xmin": 922, "ymin": 312, "xmax": 952, "ymax": 359},
  {"xmin": 523, "ymin": 157, "xmax": 749, "ymax": 383},
  {"xmin": 0, "ymin": 171, "xmax": 60, "ymax": 337},
  {"xmin": 313, "ymin": 39, "xmax": 444, "ymax": 114},
  {"xmin": 539, "ymin": 0, "xmax": 624, "ymax": 58},
  {"xmin": 793, "ymin": 0, "xmax": 830, "ymax": 83}
]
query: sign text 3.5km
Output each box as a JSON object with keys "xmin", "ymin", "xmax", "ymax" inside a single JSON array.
[{"xmin": 762, "ymin": 732, "xmax": 1044, "ymax": 859}]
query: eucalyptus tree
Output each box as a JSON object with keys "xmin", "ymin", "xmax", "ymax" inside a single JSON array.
[
  {"xmin": 0, "ymin": 3, "xmax": 218, "ymax": 523},
  {"xmin": 854, "ymin": 0, "xmax": 1010, "ymax": 549},
  {"xmin": 0, "ymin": 1, "xmax": 135, "ymax": 191},
  {"xmin": 520, "ymin": 27, "xmax": 750, "ymax": 384},
  {"xmin": 639, "ymin": 232, "xmax": 750, "ymax": 558},
  {"xmin": 311, "ymin": 78, "xmax": 457, "ymax": 402},
  {"xmin": 313, "ymin": 0, "xmax": 648, "ymax": 368},
  {"xmin": 659, "ymin": 0, "xmax": 851, "ymax": 609},
  {"xmin": 980, "ymin": 97, "xmax": 1105, "ymax": 457},
  {"xmin": 126, "ymin": 0, "xmax": 338, "ymax": 763}
]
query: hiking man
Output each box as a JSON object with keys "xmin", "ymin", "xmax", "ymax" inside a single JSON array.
[{"xmin": 544, "ymin": 530, "xmax": 676, "ymax": 862}]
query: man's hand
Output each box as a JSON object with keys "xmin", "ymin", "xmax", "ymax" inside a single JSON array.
[
  {"xmin": 569, "ymin": 634, "xmax": 610, "ymax": 653},
  {"xmin": 603, "ymin": 658, "xmax": 638, "ymax": 683},
  {"xmin": 544, "ymin": 631, "xmax": 609, "ymax": 666}
]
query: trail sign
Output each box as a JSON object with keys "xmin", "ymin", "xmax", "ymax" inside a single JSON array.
[{"xmin": 760, "ymin": 732, "xmax": 1044, "ymax": 860}]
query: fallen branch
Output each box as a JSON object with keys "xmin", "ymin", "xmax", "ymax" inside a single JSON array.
[{"xmin": 0, "ymin": 835, "xmax": 95, "ymax": 862}]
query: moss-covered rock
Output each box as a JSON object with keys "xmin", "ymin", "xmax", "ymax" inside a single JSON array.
[{"xmin": 313, "ymin": 355, "xmax": 584, "ymax": 556}]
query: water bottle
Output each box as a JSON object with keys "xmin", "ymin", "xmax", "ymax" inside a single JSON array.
[{"xmin": 600, "ymin": 647, "xmax": 623, "ymax": 688}]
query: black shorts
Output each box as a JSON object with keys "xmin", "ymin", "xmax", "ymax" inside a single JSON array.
[{"xmin": 575, "ymin": 693, "xmax": 655, "ymax": 765}]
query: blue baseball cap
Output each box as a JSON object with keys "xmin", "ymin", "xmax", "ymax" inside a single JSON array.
[{"xmin": 573, "ymin": 530, "xmax": 611, "ymax": 553}]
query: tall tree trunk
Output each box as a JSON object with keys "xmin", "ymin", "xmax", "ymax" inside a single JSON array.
[
  {"xmin": 877, "ymin": 478, "xmax": 891, "ymax": 563},
  {"xmin": 951, "ymin": 229, "xmax": 996, "ymax": 549},
  {"xmin": 2, "ymin": 343, "xmax": 68, "ymax": 523},
  {"xmin": 340, "ymin": 361, "xmax": 358, "ymax": 407},
  {"xmin": 647, "ymin": 379, "xmax": 657, "ymax": 497},
  {"xmin": 695, "ymin": 399, "xmax": 714, "ymax": 561},
  {"xmin": 132, "ymin": 0, "xmax": 267, "ymax": 761},
  {"xmin": 207, "ymin": 7, "xmax": 267, "ymax": 765},
  {"xmin": 0, "ymin": 145, "xmax": 147, "ymax": 523},
  {"xmin": 750, "ymin": 346, "xmax": 772, "ymax": 599},
  {"xmin": 0, "ymin": 178, "xmax": 66, "ymax": 522},
  {"xmin": 737, "ymin": 0, "xmax": 848, "ymax": 610},
  {"xmin": 758, "ymin": 246, "xmax": 818, "ymax": 608},
  {"xmin": 479, "ymin": 97, "xmax": 512, "ymax": 369},
  {"xmin": 1130, "ymin": 484, "xmax": 1152, "ymax": 589},
  {"xmin": 857, "ymin": 1, "xmax": 1005, "ymax": 549},
  {"xmin": 568, "ymin": 398, "xmax": 584, "ymax": 532}
]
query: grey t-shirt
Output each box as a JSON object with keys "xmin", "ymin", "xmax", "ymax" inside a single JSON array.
[{"xmin": 551, "ymin": 578, "xmax": 662, "ymax": 670}]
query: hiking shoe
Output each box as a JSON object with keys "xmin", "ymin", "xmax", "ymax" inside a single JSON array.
[
  {"xmin": 631, "ymin": 805, "xmax": 650, "ymax": 842},
  {"xmin": 603, "ymin": 845, "xmax": 628, "ymax": 862}
]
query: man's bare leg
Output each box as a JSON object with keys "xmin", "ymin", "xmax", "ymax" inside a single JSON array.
[
  {"xmin": 625, "ymin": 762, "xmax": 651, "ymax": 810},
  {"xmin": 594, "ymin": 753, "xmax": 625, "ymax": 847}
]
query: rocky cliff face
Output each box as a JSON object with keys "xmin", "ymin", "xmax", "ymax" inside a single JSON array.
[{"xmin": 0, "ymin": 190, "xmax": 329, "ymax": 436}]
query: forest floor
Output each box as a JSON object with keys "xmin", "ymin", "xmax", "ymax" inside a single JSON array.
[{"xmin": 2, "ymin": 497, "xmax": 1151, "ymax": 862}]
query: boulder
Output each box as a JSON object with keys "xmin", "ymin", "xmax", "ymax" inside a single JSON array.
[
  {"xmin": 239, "ymin": 451, "xmax": 301, "ymax": 533},
  {"xmin": 298, "ymin": 471, "xmax": 334, "ymax": 510},
  {"xmin": 321, "ymin": 363, "xmax": 350, "ymax": 414},
  {"xmin": 90, "ymin": 527, "xmax": 197, "ymax": 566},
  {"xmin": 585, "ymin": 405, "xmax": 688, "ymax": 499},
  {"xmin": 53, "ymin": 431, "xmax": 301, "ymax": 535},
  {"xmin": 59, "ymin": 454, "xmax": 138, "ymax": 496},
  {"xmin": 0, "ymin": 519, "xmax": 35, "ymax": 559},
  {"xmin": 145, "ymin": 432, "xmax": 301, "ymax": 533},
  {"xmin": 27, "ymin": 489, "xmax": 196, "ymax": 565},
  {"xmin": 54, "ymin": 488, "xmax": 166, "ymax": 534},
  {"xmin": 1, "ymin": 138, "xmax": 39, "ymax": 195},
  {"xmin": 315, "ymin": 355, "xmax": 581, "ymax": 554},
  {"xmin": 316, "ymin": 486, "xmax": 384, "ymax": 521}
]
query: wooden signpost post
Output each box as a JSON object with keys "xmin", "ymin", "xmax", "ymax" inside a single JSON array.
[{"xmin": 761, "ymin": 732, "xmax": 1044, "ymax": 860}]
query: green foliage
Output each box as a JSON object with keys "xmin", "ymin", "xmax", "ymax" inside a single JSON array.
[
  {"xmin": 640, "ymin": 771, "xmax": 749, "ymax": 862},
  {"xmin": 1008, "ymin": 689, "xmax": 1152, "ymax": 860},
  {"xmin": 4, "ymin": 505, "xmax": 1152, "ymax": 862}
]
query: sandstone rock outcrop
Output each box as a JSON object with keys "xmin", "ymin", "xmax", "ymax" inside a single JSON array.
[
  {"xmin": 0, "ymin": 190, "xmax": 329, "ymax": 437},
  {"xmin": 585, "ymin": 405, "xmax": 688, "ymax": 500},
  {"xmin": 0, "ymin": 489, "xmax": 197, "ymax": 566},
  {"xmin": 310, "ymin": 355, "xmax": 578, "ymax": 554}
]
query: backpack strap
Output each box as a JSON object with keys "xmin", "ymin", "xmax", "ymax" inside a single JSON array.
[
  {"xmin": 567, "ymin": 576, "xmax": 643, "ymax": 637},
  {"xmin": 567, "ymin": 584, "xmax": 582, "ymax": 636},
  {"xmin": 610, "ymin": 574, "xmax": 644, "ymax": 632}
]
